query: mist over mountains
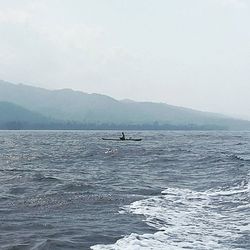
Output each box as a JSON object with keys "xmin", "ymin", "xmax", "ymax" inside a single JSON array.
[{"xmin": 0, "ymin": 80, "xmax": 250, "ymax": 130}]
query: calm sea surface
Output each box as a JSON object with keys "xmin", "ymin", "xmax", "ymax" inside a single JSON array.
[{"xmin": 0, "ymin": 131, "xmax": 249, "ymax": 250}]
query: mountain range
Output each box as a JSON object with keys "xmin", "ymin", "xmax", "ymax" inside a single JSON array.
[{"xmin": 0, "ymin": 80, "xmax": 249, "ymax": 130}]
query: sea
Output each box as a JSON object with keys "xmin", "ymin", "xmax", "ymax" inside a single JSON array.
[{"xmin": 0, "ymin": 130, "xmax": 249, "ymax": 250}]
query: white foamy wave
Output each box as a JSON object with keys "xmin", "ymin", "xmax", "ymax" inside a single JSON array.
[
  {"xmin": 105, "ymin": 148, "xmax": 118, "ymax": 154},
  {"xmin": 91, "ymin": 180, "xmax": 250, "ymax": 250}
]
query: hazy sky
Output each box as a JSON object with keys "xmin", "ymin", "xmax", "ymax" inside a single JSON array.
[{"xmin": 0, "ymin": 0, "xmax": 249, "ymax": 118}]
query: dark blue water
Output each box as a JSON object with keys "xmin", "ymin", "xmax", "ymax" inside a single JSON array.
[{"xmin": 0, "ymin": 131, "xmax": 249, "ymax": 249}]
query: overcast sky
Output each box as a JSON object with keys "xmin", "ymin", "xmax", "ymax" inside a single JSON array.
[{"xmin": 0, "ymin": 0, "xmax": 249, "ymax": 118}]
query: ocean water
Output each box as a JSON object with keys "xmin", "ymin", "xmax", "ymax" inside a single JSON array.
[{"xmin": 0, "ymin": 131, "xmax": 249, "ymax": 250}]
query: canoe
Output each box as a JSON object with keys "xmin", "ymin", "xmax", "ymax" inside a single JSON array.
[{"xmin": 102, "ymin": 138, "xmax": 142, "ymax": 141}]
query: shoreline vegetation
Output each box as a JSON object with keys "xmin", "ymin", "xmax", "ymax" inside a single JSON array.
[{"xmin": 0, "ymin": 121, "xmax": 226, "ymax": 131}]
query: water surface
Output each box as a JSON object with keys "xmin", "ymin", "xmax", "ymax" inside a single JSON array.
[{"xmin": 0, "ymin": 131, "xmax": 249, "ymax": 249}]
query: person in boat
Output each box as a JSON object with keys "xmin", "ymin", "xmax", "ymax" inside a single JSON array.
[{"xmin": 120, "ymin": 132, "xmax": 125, "ymax": 140}]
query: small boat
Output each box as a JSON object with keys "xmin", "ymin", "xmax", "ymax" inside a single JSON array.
[{"xmin": 102, "ymin": 138, "xmax": 142, "ymax": 141}]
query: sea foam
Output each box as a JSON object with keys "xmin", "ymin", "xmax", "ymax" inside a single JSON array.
[{"xmin": 91, "ymin": 180, "xmax": 250, "ymax": 250}]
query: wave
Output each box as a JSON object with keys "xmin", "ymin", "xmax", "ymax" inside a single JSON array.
[
  {"xmin": 91, "ymin": 180, "xmax": 250, "ymax": 250},
  {"xmin": 32, "ymin": 173, "xmax": 63, "ymax": 182},
  {"xmin": 60, "ymin": 182, "xmax": 95, "ymax": 192},
  {"xmin": 230, "ymin": 154, "xmax": 250, "ymax": 162},
  {"xmin": 9, "ymin": 193, "xmax": 143, "ymax": 212}
]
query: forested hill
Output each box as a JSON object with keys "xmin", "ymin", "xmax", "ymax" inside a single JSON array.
[
  {"xmin": 0, "ymin": 80, "xmax": 250, "ymax": 130},
  {"xmin": 0, "ymin": 102, "xmax": 52, "ymax": 129}
]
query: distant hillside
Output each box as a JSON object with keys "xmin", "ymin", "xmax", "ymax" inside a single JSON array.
[
  {"xmin": 0, "ymin": 80, "xmax": 250, "ymax": 130},
  {"xmin": 0, "ymin": 101, "xmax": 52, "ymax": 129}
]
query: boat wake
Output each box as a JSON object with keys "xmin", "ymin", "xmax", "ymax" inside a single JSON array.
[{"xmin": 91, "ymin": 179, "xmax": 250, "ymax": 250}]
